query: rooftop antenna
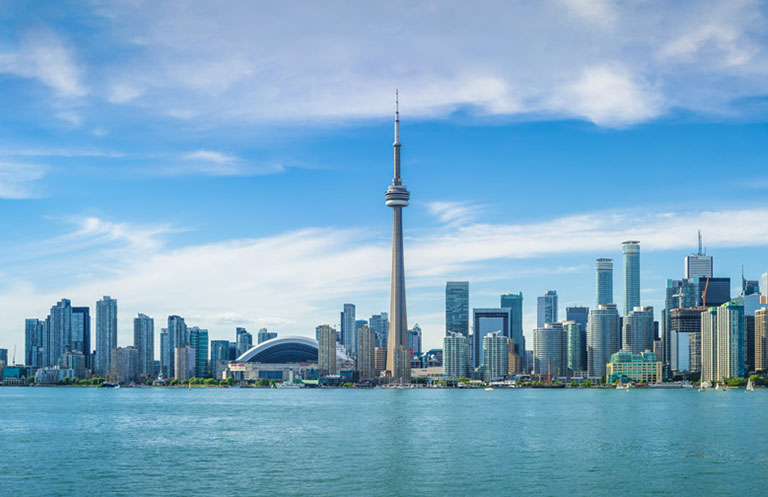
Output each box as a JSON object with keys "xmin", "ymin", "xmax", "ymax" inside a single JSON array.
[{"xmin": 698, "ymin": 230, "xmax": 703, "ymax": 255}]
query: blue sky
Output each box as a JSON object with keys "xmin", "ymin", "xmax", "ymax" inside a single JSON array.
[{"xmin": 1, "ymin": 0, "xmax": 768, "ymax": 354}]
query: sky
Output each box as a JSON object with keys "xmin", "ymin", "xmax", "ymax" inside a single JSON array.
[{"xmin": 1, "ymin": 0, "xmax": 768, "ymax": 356}]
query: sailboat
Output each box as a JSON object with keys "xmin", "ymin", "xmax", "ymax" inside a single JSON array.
[{"xmin": 746, "ymin": 379, "xmax": 755, "ymax": 393}]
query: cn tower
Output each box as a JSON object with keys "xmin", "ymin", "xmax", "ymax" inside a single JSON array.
[{"xmin": 385, "ymin": 91, "xmax": 411, "ymax": 383}]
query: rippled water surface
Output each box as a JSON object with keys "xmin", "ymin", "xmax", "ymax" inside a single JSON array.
[{"xmin": 2, "ymin": 387, "xmax": 767, "ymax": 496}]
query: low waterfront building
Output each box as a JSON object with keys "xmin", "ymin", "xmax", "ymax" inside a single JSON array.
[
  {"xmin": 34, "ymin": 367, "xmax": 75, "ymax": 384},
  {"xmin": 111, "ymin": 346, "xmax": 140, "ymax": 384},
  {"xmin": 606, "ymin": 351, "xmax": 662, "ymax": 384}
]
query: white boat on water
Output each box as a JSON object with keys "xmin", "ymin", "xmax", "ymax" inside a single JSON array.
[
  {"xmin": 484, "ymin": 387, "xmax": 494, "ymax": 391},
  {"xmin": 746, "ymin": 379, "xmax": 755, "ymax": 393}
]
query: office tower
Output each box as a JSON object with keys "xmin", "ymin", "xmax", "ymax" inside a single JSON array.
[
  {"xmin": 622, "ymin": 306, "xmax": 654, "ymax": 354},
  {"xmin": 622, "ymin": 241, "xmax": 640, "ymax": 315},
  {"xmin": 133, "ymin": 314, "xmax": 154, "ymax": 378},
  {"xmin": 25, "ymin": 318, "xmax": 45, "ymax": 368},
  {"xmin": 166, "ymin": 315, "xmax": 187, "ymax": 375},
  {"xmin": 95, "ymin": 296, "xmax": 117, "ymax": 376},
  {"xmin": 235, "ymin": 327, "xmax": 252, "ymax": 357},
  {"xmin": 699, "ymin": 277, "xmax": 730, "ymax": 307},
  {"xmin": 189, "ymin": 327, "xmax": 209, "ymax": 378},
  {"xmin": 746, "ymin": 315, "xmax": 755, "ymax": 372},
  {"xmin": 670, "ymin": 308, "xmax": 702, "ymax": 373},
  {"xmin": 716, "ymin": 301, "xmax": 745, "ymax": 381},
  {"xmin": 0, "ymin": 348, "xmax": 7, "ymax": 367},
  {"xmin": 316, "ymin": 324, "xmax": 337, "ymax": 375},
  {"xmin": 482, "ymin": 332, "xmax": 509, "ymax": 381},
  {"xmin": 606, "ymin": 351, "xmax": 662, "ymax": 384},
  {"xmin": 587, "ymin": 304, "xmax": 621, "ymax": 378},
  {"xmin": 71, "ymin": 307, "xmax": 90, "ymax": 367},
  {"xmin": 446, "ymin": 282, "xmax": 469, "ymax": 336},
  {"xmin": 443, "ymin": 332, "xmax": 470, "ymax": 379},
  {"xmin": 356, "ymin": 324, "xmax": 376, "ymax": 380},
  {"xmin": 49, "ymin": 299, "xmax": 72, "ymax": 369},
  {"xmin": 257, "ymin": 328, "xmax": 277, "ymax": 344},
  {"xmin": 473, "ymin": 308, "xmax": 513, "ymax": 369},
  {"xmin": 564, "ymin": 321, "xmax": 586, "ymax": 374},
  {"xmin": 110, "ymin": 346, "xmax": 139, "ymax": 384},
  {"xmin": 685, "ymin": 231, "xmax": 713, "ymax": 280},
  {"xmin": 374, "ymin": 347, "xmax": 387, "ymax": 377},
  {"xmin": 369, "ymin": 312, "xmax": 389, "ymax": 348},
  {"xmin": 507, "ymin": 338, "xmax": 522, "ymax": 375},
  {"xmin": 533, "ymin": 322, "xmax": 567, "ymax": 379},
  {"xmin": 566, "ymin": 306, "xmax": 589, "ymax": 330},
  {"xmin": 228, "ymin": 342, "xmax": 238, "ymax": 360},
  {"xmin": 755, "ymin": 307, "xmax": 768, "ymax": 372},
  {"xmin": 340, "ymin": 304, "xmax": 356, "ymax": 356},
  {"xmin": 385, "ymin": 94, "xmax": 411, "ymax": 383},
  {"xmin": 160, "ymin": 329, "xmax": 170, "ymax": 379},
  {"xmin": 501, "ymin": 292, "xmax": 525, "ymax": 360},
  {"xmin": 409, "ymin": 324, "xmax": 422, "ymax": 355},
  {"xmin": 174, "ymin": 346, "xmax": 196, "ymax": 381},
  {"xmin": 210, "ymin": 340, "xmax": 230, "ymax": 379},
  {"xmin": 355, "ymin": 319, "xmax": 368, "ymax": 339},
  {"xmin": 537, "ymin": 291, "xmax": 558, "ymax": 328},
  {"xmin": 596, "ymin": 258, "xmax": 613, "ymax": 306}
]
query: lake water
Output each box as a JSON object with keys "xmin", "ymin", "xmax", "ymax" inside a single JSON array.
[{"xmin": 1, "ymin": 387, "xmax": 766, "ymax": 496}]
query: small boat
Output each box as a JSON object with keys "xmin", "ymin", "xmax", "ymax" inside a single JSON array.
[
  {"xmin": 746, "ymin": 379, "xmax": 755, "ymax": 393},
  {"xmin": 484, "ymin": 387, "xmax": 494, "ymax": 391},
  {"xmin": 617, "ymin": 383, "xmax": 631, "ymax": 390},
  {"xmin": 715, "ymin": 383, "xmax": 726, "ymax": 392}
]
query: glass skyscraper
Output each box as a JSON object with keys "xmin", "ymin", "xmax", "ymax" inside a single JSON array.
[
  {"xmin": 133, "ymin": 313, "xmax": 154, "ymax": 378},
  {"xmin": 341, "ymin": 304, "xmax": 356, "ymax": 357},
  {"xmin": 537, "ymin": 290, "xmax": 558, "ymax": 328},
  {"xmin": 622, "ymin": 241, "xmax": 640, "ymax": 316},
  {"xmin": 189, "ymin": 327, "xmax": 209, "ymax": 378},
  {"xmin": 472, "ymin": 308, "xmax": 512, "ymax": 369},
  {"xmin": 587, "ymin": 303, "xmax": 620, "ymax": 378},
  {"xmin": 622, "ymin": 306, "xmax": 654, "ymax": 354},
  {"xmin": 500, "ymin": 292, "xmax": 524, "ymax": 359},
  {"xmin": 596, "ymin": 258, "xmax": 613, "ymax": 306},
  {"xmin": 95, "ymin": 297, "xmax": 117, "ymax": 376},
  {"xmin": 533, "ymin": 322, "xmax": 567, "ymax": 378},
  {"xmin": 167, "ymin": 315, "xmax": 187, "ymax": 375},
  {"xmin": 446, "ymin": 281, "xmax": 469, "ymax": 336}
]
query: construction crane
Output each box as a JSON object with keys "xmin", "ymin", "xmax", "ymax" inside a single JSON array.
[{"xmin": 701, "ymin": 276, "xmax": 711, "ymax": 308}]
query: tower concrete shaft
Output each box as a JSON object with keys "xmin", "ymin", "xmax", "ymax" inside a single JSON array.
[{"xmin": 385, "ymin": 92, "xmax": 410, "ymax": 383}]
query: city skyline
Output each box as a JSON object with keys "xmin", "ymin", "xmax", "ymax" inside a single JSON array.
[{"xmin": 3, "ymin": 2, "xmax": 768, "ymax": 354}]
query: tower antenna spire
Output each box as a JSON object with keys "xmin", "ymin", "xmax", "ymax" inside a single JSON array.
[{"xmin": 393, "ymin": 89, "xmax": 401, "ymax": 184}]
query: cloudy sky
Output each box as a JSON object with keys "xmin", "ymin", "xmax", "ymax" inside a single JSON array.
[{"xmin": 1, "ymin": 0, "xmax": 768, "ymax": 354}]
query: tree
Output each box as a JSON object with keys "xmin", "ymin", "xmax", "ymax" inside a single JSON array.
[
  {"xmin": 169, "ymin": 379, "xmax": 179, "ymax": 386},
  {"xmin": 204, "ymin": 378, "xmax": 218, "ymax": 386},
  {"xmin": 581, "ymin": 381, "xmax": 593, "ymax": 388}
]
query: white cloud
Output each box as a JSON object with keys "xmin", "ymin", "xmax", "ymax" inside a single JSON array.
[
  {"xmin": 426, "ymin": 201, "xmax": 485, "ymax": 226},
  {"xmin": 184, "ymin": 150, "xmax": 237, "ymax": 164},
  {"xmin": 108, "ymin": 83, "xmax": 143, "ymax": 103},
  {"xmin": 0, "ymin": 161, "xmax": 46, "ymax": 199},
  {"xmin": 0, "ymin": 27, "xmax": 86, "ymax": 97}
]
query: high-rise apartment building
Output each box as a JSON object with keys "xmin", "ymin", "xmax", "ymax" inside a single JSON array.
[
  {"xmin": 235, "ymin": 327, "xmax": 252, "ymax": 357},
  {"xmin": 716, "ymin": 301, "xmax": 745, "ymax": 381},
  {"xmin": 501, "ymin": 292, "xmax": 525, "ymax": 360},
  {"xmin": 374, "ymin": 347, "xmax": 387, "ymax": 377},
  {"xmin": 587, "ymin": 304, "xmax": 621, "ymax": 378},
  {"xmin": 49, "ymin": 299, "xmax": 72, "ymax": 369},
  {"xmin": 25, "ymin": 318, "xmax": 45, "ymax": 368},
  {"xmin": 110, "ymin": 346, "xmax": 139, "ymax": 384},
  {"xmin": 133, "ymin": 314, "xmax": 154, "ymax": 378},
  {"xmin": 446, "ymin": 282, "xmax": 469, "ymax": 336},
  {"xmin": 340, "ymin": 304, "xmax": 356, "ymax": 356},
  {"xmin": 174, "ymin": 346, "xmax": 196, "ymax": 381},
  {"xmin": 160, "ymin": 329, "xmax": 170, "ymax": 379},
  {"xmin": 564, "ymin": 320, "xmax": 586, "ymax": 374},
  {"xmin": 473, "ymin": 308, "xmax": 512, "ymax": 369},
  {"xmin": 257, "ymin": 328, "xmax": 277, "ymax": 344},
  {"xmin": 622, "ymin": 241, "xmax": 640, "ymax": 315},
  {"xmin": 71, "ymin": 307, "xmax": 90, "ymax": 368},
  {"xmin": 210, "ymin": 340, "xmax": 231, "ymax": 380},
  {"xmin": 622, "ymin": 306, "xmax": 654, "ymax": 354},
  {"xmin": 408, "ymin": 324, "xmax": 422, "ymax": 355},
  {"xmin": 701, "ymin": 307, "xmax": 718, "ymax": 384},
  {"xmin": 443, "ymin": 332, "xmax": 470, "ymax": 379},
  {"xmin": 482, "ymin": 332, "xmax": 508, "ymax": 381},
  {"xmin": 356, "ymin": 324, "xmax": 376, "ymax": 380},
  {"xmin": 755, "ymin": 307, "xmax": 768, "ymax": 372},
  {"xmin": 316, "ymin": 324, "xmax": 337, "ymax": 375},
  {"xmin": 95, "ymin": 297, "xmax": 117, "ymax": 376},
  {"xmin": 596, "ymin": 258, "xmax": 613, "ymax": 306},
  {"xmin": 167, "ymin": 315, "xmax": 187, "ymax": 375},
  {"xmin": 533, "ymin": 322, "xmax": 567, "ymax": 379},
  {"xmin": 537, "ymin": 291, "xmax": 558, "ymax": 328}
]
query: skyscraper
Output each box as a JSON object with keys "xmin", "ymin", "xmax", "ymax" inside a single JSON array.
[
  {"xmin": 174, "ymin": 347, "xmax": 196, "ymax": 381},
  {"xmin": 564, "ymin": 321, "xmax": 586, "ymax": 374},
  {"xmin": 446, "ymin": 281, "xmax": 469, "ymax": 336},
  {"xmin": 622, "ymin": 241, "xmax": 640, "ymax": 315},
  {"xmin": 133, "ymin": 313, "xmax": 154, "ymax": 378},
  {"xmin": 48, "ymin": 299, "xmax": 72, "ymax": 368},
  {"xmin": 385, "ymin": 94, "xmax": 411, "ymax": 383},
  {"xmin": 356, "ymin": 324, "xmax": 376, "ymax": 380},
  {"xmin": 257, "ymin": 328, "xmax": 277, "ymax": 344},
  {"xmin": 755, "ymin": 307, "xmax": 768, "ymax": 372},
  {"xmin": 25, "ymin": 318, "xmax": 44, "ymax": 368},
  {"xmin": 596, "ymin": 258, "xmax": 613, "ymax": 306},
  {"xmin": 235, "ymin": 327, "xmax": 252, "ymax": 357},
  {"xmin": 443, "ymin": 332, "xmax": 470, "ymax": 379},
  {"xmin": 533, "ymin": 322, "xmax": 567, "ymax": 379},
  {"xmin": 622, "ymin": 306, "xmax": 654, "ymax": 354},
  {"xmin": 566, "ymin": 306, "xmax": 589, "ymax": 331},
  {"xmin": 587, "ymin": 303, "xmax": 621, "ymax": 378},
  {"xmin": 210, "ymin": 340, "xmax": 231, "ymax": 379},
  {"xmin": 369, "ymin": 312, "xmax": 389, "ymax": 348},
  {"xmin": 341, "ymin": 304, "xmax": 356, "ymax": 357},
  {"xmin": 482, "ymin": 332, "xmax": 509, "ymax": 381},
  {"xmin": 71, "ymin": 307, "xmax": 90, "ymax": 367},
  {"xmin": 716, "ymin": 301, "xmax": 745, "ymax": 381},
  {"xmin": 501, "ymin": 292, "xmax": 525, "ymax": 359},
  {"xmin": 95, "ymin": 297, "xmax": 117, "ymax": 376},
  {"xmin": 317, "ymin": 324, "xmax": 337, "ymax": 375},
  {"xmin": 189, "ymin": 327, "xmax": 209, "ymax": 378},
  {"xmin": 473, "ymin": 308, "xmax": 513, "ymax": 369},
  {"xmin": 110, "ymin": 346, "xmax": 139, "ymax": 385},
  {"xmin": 701, "ymin": 307, "xmax": 718, "ymax": 384},
  {"xmin": 408, "ymin": 324, "xmax": 422, "ymax": 356},
  {"xmin": 537, "ymin": 291, "xmax": 557, "ymax": 328},
  {"xmin": 684, "ymin": 231, "xmax": 713, "ymax": 280},
  {"xmin": 167, "ymin": 315, "xmax": 187, "ymax": 375}
]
